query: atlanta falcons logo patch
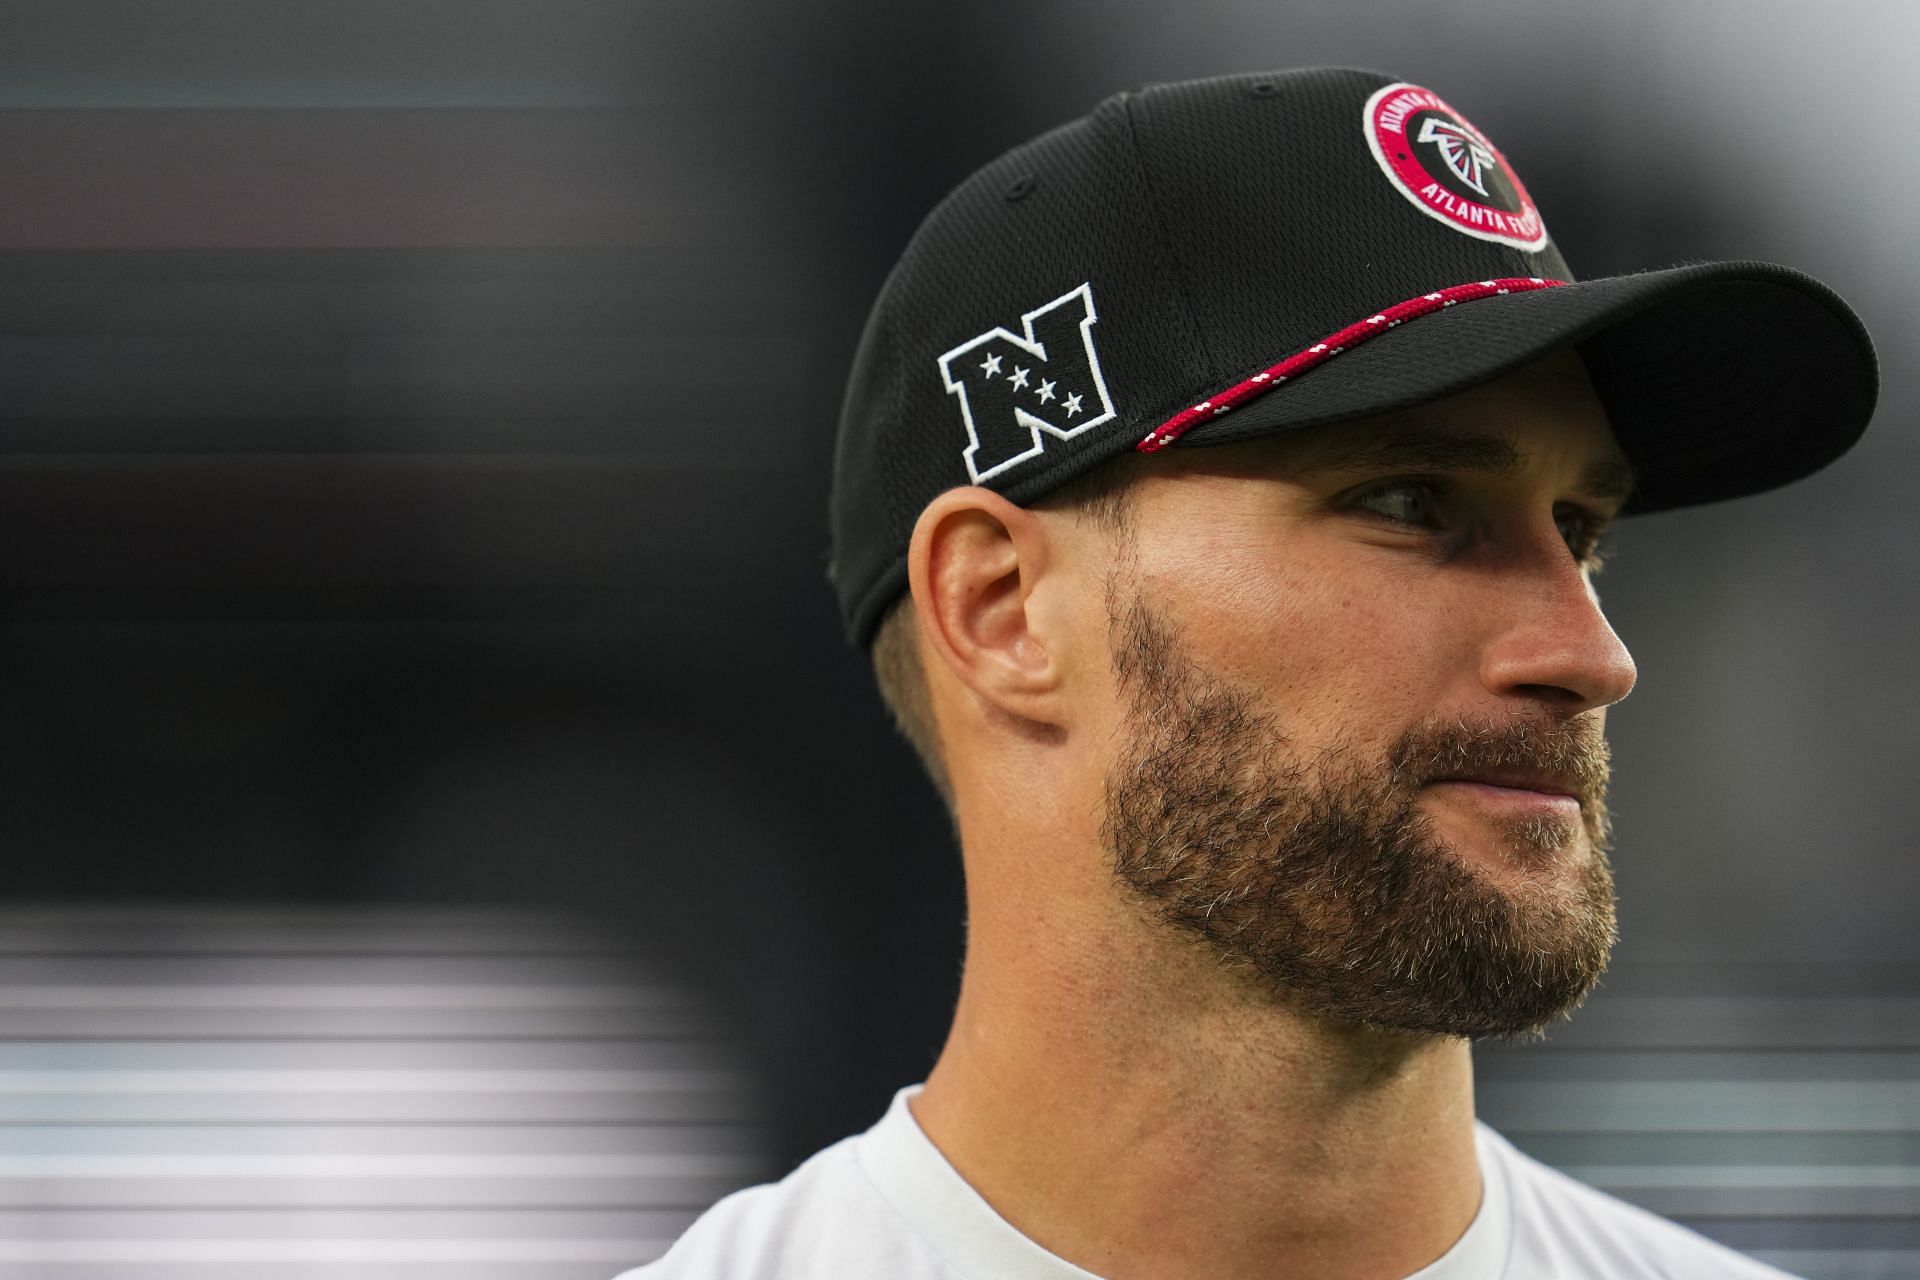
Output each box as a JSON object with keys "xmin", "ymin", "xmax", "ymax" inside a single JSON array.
[
  {"xmin": 936, "ymin": 282, "xmax": 1118, "ymax": 484},
  {"xmin": 1415, "ymin": 116, "xmax": 1496, "ymax": 198},
  {"xmin": 1363, "ymin": 83, "xmax": 1548, "ymax": 252}
]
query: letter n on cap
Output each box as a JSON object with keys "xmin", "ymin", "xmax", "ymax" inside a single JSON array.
[{"xmin": 937, "ymin": 283, "xmax": 1118, "ymax": 484}]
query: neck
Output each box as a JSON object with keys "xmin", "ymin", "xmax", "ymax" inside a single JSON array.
[{"xmin": 912, "ymin": 876, "xmax": 1482, "ymax": 1280}]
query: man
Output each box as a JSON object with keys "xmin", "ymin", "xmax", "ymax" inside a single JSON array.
[{"xmin": 622, "ymin": 67, "xmax": 1877, "ymax": 1278}]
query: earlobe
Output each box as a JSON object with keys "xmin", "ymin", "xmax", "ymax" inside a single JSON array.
[{"xmin": 907, "ymin": 487, "xmax": 1064, "ymax": 724}]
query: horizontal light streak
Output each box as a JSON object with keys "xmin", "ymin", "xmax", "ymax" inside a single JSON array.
[
  {"xmin": 1483, "ymin": 1081, "xmax": 1920, "ymax": 1131},
  {"xmin": 0, "ymin": 1096, "xmax": 746, "ymax": 1123},
  {"xmin": 0, "ymin": 1207, "xmax": 698, "ymax": 1237},
  {"xmin": 0, "ymin": 907, "xmax": 766, "ymax": 1277},
  {"xmin": 1562, "ymin": 1164, "xmax": 1920, "ymax": 1188},
  {"xmin": 1748, "ymin": 1252, "xmax": 1920, "ymax": 1277},
  {"xmin": 0, "ymin": 1154, "xmax": 760, "ymax": 1177},
  {"xmin": 1533, "ymin": 996, "xmax": 1920, "ymax": 1048},
  {"xmin": 0, "ymin": 986, "xmax": 677, "ymax": 1009},
  {"xmin": 0, "ymin": 1070, "xmax": 750, "ymax": 1093},
  {"xmin": 0, "ymin": 1239, "xmax": 668, "ymax": 1262}
]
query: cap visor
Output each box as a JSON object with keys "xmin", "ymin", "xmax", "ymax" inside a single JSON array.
[{"xmin": 1170, "ymin": 260, "xmax": 1878, "ymax": 513}]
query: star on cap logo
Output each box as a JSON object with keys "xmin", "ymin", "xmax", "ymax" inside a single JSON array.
[
  {"xmin": 1363, "ymin": 82, "xmax": 1548, "ymax": 252},
  {"xmin": 937, "ymin": 282, "xmax": 1117, "ymax": 484}
]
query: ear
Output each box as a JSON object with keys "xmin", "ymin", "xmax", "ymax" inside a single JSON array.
[{"xmin": 906, "ymin": 486, "xmax": 1065, "ymax": 727}]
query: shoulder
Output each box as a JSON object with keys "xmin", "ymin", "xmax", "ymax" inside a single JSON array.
[
  {"xmin": 1481, "ymin": 1126, "xmax": 1800, "ymax": 1280},
  {"xmin": 611, "ymin": 1132, "xmax": 954, "ymax": 1280}
]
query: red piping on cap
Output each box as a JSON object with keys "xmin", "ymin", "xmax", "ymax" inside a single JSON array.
[{"xmin": 1136, "ymin": 277, "xmax": 1568, "ymax": 452}]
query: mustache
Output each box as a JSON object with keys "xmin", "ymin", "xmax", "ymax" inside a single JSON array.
[{"xmin": 1389, "ymin": 715, "xmax": 1612, "ymax": 807}]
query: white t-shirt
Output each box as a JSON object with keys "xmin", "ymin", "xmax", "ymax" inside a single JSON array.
[{"xmin": 618, "ymin": 1085, "xmax": 1795, "ymax": 1279}]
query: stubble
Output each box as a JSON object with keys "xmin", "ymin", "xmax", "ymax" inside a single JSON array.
[{"xmin": 1100, "ymin": 589, "xmax": 1618, "ymax": 1041}]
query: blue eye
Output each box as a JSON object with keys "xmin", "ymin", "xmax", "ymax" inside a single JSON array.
[{"xmin": 1356, "ymin": 481, "xmax": 1443, "ymax": 527}]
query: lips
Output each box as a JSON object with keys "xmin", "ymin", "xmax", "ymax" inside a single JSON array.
[
  {"xmin": 1396, "ymin": 717, "xmax": 1609, "ymax": 813},
  {"xmin": 1427, "ymin": 770, "xmax": 1582, "ymax": 800}
]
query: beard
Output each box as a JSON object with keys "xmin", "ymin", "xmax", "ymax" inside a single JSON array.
[{"xmin": 1100, "ymin": 588, "xmax": 1618, "ymax": 1041}]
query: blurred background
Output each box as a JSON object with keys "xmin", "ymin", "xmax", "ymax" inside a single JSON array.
[{"xmin": 0, "ymin": 0, "xmax": 1913, "ymax": 1275}]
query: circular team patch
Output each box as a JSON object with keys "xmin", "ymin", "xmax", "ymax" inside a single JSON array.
[{"xmin": 1363, "ymin": 82, "xmax": 1549, "ymax": 252}]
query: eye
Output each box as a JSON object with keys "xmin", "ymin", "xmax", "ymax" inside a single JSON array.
[
  {"xmin": 1353, "ymin": 480, "xmax": 1448, "ymax": 528},
  {"xmin": 1555, "ymin": 504, "xmax": 1613, "ymax": 571}
]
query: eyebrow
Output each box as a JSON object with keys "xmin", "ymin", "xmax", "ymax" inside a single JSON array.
[{"xmin": 1290, "ymin": 426, "xmax": 1638, "ymax": 505}]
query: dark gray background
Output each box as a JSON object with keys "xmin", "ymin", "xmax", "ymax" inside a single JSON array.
[{"xmin": 0, "ymin": 1, "xmax": 1912, "ymax": 1274}]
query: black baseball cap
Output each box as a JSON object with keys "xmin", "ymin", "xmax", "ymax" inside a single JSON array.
[{"xmin": 828, "ymin": 66, "xmax": 1878, "ymax": 646}]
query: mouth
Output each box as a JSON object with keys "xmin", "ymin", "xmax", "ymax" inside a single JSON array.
[
  {"xmin": 1423, "ymin": 771, "xmax": 1585, "ymax": 816},
  {"xmin": 1427, "ymin": 769, "xmax": 1582, "ymax": 800}
]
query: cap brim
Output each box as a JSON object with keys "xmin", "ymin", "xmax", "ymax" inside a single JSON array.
[{"xmin": 1169, "ymin": 260, "xmax": 1879, "ymax": 513}]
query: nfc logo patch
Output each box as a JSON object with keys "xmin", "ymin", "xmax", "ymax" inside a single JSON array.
[{"xmin": 937, "ymin": 283, "xmax": 1118, "ymax": 484}]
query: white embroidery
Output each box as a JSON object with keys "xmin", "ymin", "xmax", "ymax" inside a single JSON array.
[
  {"xmin": 937, "ymin": 283, "xmax": 1118, "ymax": 483},
  {"xmin": 1416, "ymin": 117, "xmax": 1496, "ymax": 197}
]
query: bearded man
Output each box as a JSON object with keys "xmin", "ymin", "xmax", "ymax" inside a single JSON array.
[{"xmin": 620, "ymin": 67, "xmax": 1877, "ymax": 1280}]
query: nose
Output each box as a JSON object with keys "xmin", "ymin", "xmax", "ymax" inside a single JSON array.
[{"xmin": 1477, "ymin": 544, "xmax": 1638, "ymax": 714}]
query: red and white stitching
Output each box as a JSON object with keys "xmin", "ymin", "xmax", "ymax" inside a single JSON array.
[{"xmin": 1135, "ymin": 277, "xmax": 1566, "ymax": 452}]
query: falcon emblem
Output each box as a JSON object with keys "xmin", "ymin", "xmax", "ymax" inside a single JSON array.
[{"xmin": 1416, "ymin": 116, "xmax": 1496, "ymax": 199}]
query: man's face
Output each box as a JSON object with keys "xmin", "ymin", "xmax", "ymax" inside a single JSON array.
[{"xmin": 1095, "ymin": 350, "xmax": 1637, "ymax": 1040}]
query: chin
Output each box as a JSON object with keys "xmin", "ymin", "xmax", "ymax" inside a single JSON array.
[{"xmin": 1425, "ymin": 804, "xmax": 1592, "ymax": 880}]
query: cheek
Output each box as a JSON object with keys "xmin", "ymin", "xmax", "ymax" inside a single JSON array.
[{"xmin": 1143, "ymin": 537, "xmax": 1468, "ymax": 729}]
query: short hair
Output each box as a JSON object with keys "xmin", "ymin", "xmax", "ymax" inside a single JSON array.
[{"xmin": 869, "ymin": 453, "xmax": 1146, "ymax": 812}]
